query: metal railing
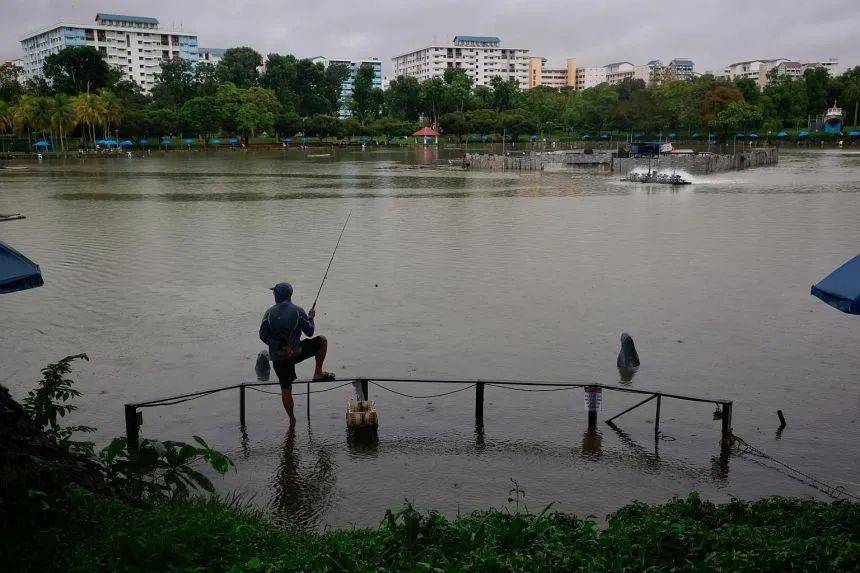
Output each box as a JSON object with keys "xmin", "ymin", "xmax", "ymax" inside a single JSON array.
[{"xmin": 124, "ymin": 378, "xmax": 733, "ymax": 453}]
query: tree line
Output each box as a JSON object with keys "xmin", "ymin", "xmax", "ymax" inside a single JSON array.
[{"xmin": 1, "ymin": 45, "xmax": 859, "ymax": 148}]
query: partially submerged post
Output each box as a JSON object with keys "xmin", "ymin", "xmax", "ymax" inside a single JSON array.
[
  {"xmin": 124, "ymin": 403, "xmax": 139, "ymax": 453},
  {"xmin": 239, "ymin": 384, "xmax": 246, "ymax": 425},
  {"xmin": 475, "ymin": 382, "xmax": 485, "ymax": 423}
]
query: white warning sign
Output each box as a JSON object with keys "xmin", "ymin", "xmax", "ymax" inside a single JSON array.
[{"xmin": 584, "ymin": 386, "xmax": 603, "ymax": 412}]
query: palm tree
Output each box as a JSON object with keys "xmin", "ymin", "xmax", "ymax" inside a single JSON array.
[
  {"xmin": 74, "ymin": 93, "xmax": 103, "ymax": 145},
  {"xmin": 30, "ymin": 97, "xmax": 53, "ymax": 146},
  {"xmin": 0, "ymin": 101, "xmax": 11, "ymax": 134},
  {"xmin": 99, "ymin": 90, "xmax": 123, "ymax": 140},
  {"xmin": 13, "ymin": 94, "xmax": 37, "ymax": 147},
  {"xmin": 50, "ymin": 94, "xmax": 77, "ymax": 152}
]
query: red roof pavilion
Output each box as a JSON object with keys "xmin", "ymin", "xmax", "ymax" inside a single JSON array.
[{"xmin": 412, "ymin": 126, "xmax": 440, "ymax": 137}]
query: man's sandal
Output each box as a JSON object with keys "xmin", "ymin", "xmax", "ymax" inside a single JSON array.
[{"xmin": 313, "ymin": 372, "xmax": 336, "ymax": 382}]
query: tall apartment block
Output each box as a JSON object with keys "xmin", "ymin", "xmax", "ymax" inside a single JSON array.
[
  {"xmin": 392, "ymin": 36, "xmax": 529, "ymax": 88},
  {"xmin": 19, "ymin": 13, "xmax": 198, "ymax": 93}
]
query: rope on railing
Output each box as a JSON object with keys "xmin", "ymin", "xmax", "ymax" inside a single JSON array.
[{"xmin": 370, "ymin": 381, "xmax": 476, "ymax": 399}]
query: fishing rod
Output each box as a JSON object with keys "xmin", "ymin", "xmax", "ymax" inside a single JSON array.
[{"xmin": 311, "ymin": 210, "xmax": 352, "ymax": 311}]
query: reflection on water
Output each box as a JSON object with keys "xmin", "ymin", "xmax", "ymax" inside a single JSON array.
[
  {"xmin": 270, "ymin": 426, "xmax": 337, "ymax": 528},
  {"xmin": 1, "ymin": 148, "xmax": 859, "ymax": 527}
]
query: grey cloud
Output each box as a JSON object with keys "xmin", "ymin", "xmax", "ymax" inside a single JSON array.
[{"xmin": 1, "ymin": 0, "xmax": 855, "ymax": 74}]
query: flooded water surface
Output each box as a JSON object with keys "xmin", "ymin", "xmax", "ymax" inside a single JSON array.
[{"xmin": 2, "ymin": 148, "xmax": 858, "ymax": 527}]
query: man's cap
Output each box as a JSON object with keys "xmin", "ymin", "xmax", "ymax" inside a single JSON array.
[{"xmin": 270, "ymin": 282, "xmax": 293, "ymax": 300}]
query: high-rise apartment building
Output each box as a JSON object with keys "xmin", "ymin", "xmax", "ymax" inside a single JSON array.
[
  {"xmin": 392, "ymin": 36, "xmax": 530, "ymax": 88},
  {"xmin": 528, "ymin": 57, "xmax": 576, "ymax": 89},
  {"xmin": 312, "ymin": 57, "xmax": 383, "ymax": 118},
  {"xmin": 604, "ymin": 62, "xmax": 650, "ymax": 85},
  {"xmin": 19, "ymin": 13, "xmax": 198, "ymax": 93},
  {"xmin": 667, "ymin": 58, "xmax": 695, "ymax": 81}
]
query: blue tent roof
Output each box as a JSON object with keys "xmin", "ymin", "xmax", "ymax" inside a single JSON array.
[
  {"xmin": 735, "ymin": 133, "xmax": 745, "ymax": 139},
  {"xmin": 211, "ymin": 138, "xmax": 222, "ymax": 145},
  {"xmin": 668, "ymin": 132, "xmax": 677, "ymax": 139},
  {"xmin": 849, "ymin": 131, "xmax": 860, "ymax": 137},
  {"xmin": 599, "ymin": 133, "xmax": 609, "ymax": 140},
  {"xmin": 0, "ymin": 240, "xmax": 43, "ymax": 294},
  {"xmin": 776, "ymin": 131, "xmax": 788, "ymax": 138},
  {"xmin": 119, "ymin": 139, "xmax": 134, "ymax": 147},
  {"xmin": 811, "ymin": 254, "xmax": 860, "ymax": 315},
  {"xmin": 581, "ymin": 134, "xmax": 590, "ymax": 140},
  {"xmin": 229, "ymin": 137, "xmax": 239, "ymax": 144},
  {"xmin": 34, "ymin": 140, "xmax": 51, "ymax": 148},
  {"xmin": 183, "ymin": 138, "xmax": 194, "ymax": 145},
  {"xmin": 749, "ymin": 133, "xmax": 759, "ymax": 139},
  {"xmin": 161, "ymin": 138, "xmax": 171, "ymax": 144},
  {"xmin": 139, "ymin": 138, "xmax": 149, "ymax": 145},
  {"xmin": 797, "ymin": 130, "xmax": 809, "ymax": 137},
  {"xmin": 690, "ymin": 132, "xmax": 700, "ymax": 139},
  {"xmin": 102, "ymin": 139, "xmax": 118, "ymax": 147}
]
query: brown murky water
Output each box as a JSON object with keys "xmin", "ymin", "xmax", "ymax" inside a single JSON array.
[{"xmin": 2, "ymin": 147, "xmax": 858, "ymax": 527}]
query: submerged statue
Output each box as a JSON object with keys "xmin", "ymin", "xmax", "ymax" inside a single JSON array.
[
  {"xmin": 255, "ymin": 350, "xmax": 271, "ymax": 381},
  {"xmin": 617, "ymin": 333, "xmax": 640, "ymax": 382}
]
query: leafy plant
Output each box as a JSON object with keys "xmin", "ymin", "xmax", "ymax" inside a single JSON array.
[
  {"xmin": 22, "ymin": 353, "xmax": 95, "ymax": 457},
  {"xmin": 99, "ymin": 435, "xmax": 233, "ymax": 500}
]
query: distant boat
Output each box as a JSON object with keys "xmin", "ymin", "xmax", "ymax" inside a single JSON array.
[
  {"xmin": 823, "ymin": 101, "xmax": 844, "ymax": 134},
  {"xmin": 307, "ymin": 153, "xmax": 331, "ymax": 158}
]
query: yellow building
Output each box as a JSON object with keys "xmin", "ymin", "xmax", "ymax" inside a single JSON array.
[{"xmin": 528, "ymin": 57, "xmax": 577, "ymax": 89}]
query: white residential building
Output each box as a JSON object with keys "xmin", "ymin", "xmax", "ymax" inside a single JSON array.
[
  {"xmin": 19, "ymin": 13, "xmax": 198, "ymax": 93},
  {"xmin": 392, "ymin": 36, "xmax": 530, "ymax": 88},
  {"xmin": 723, "ymin": 57, "xmax": 839, "ymax": 88},
  {"xmin": 575, "ymin": 66, "xmax": 607, "ymax": 90},
  {"xmin": 604, "ymin": 62, "xmax": 650, "ymax": 85},
  {"xmin": 312, "ymin": 57, "xmax": 383, "ymax": 118}
]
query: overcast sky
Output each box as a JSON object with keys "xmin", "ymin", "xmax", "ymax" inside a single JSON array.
[{"xmin": 2, "ymin": 0, "xmax": 856, "ymax": 74}]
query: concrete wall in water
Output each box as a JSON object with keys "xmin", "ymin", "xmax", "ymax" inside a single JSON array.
[{"xmin": 612, "ymin": 148, "xmax": 778, "ymax": 175}]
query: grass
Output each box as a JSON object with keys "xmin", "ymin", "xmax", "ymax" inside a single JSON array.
[{"xmin": 4, "ymin": 489, "xmax": 857, "ymax": 572}]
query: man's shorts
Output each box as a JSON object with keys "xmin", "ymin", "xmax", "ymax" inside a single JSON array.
[{"xmin": 272, "ymin": 336, "xmax": 324, "ymax": 389}]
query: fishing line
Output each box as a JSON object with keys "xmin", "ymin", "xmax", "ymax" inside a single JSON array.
[{"xmin": 311, "ymin": 210, "xmax": 352, "ymax": 311}]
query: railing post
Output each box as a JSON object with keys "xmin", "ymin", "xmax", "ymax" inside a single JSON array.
[
  {"xmin": 721, "ymin": 402, "xmax": 733, "ymax": 445},
  {"xmin": 361, "ymin": 379, "xmax": 369, "ymax": 402},
  {"xmin": 307, "ymin": 381, "xmax": 311, "ymax": 419},
  {"xmin": 654, "ymin": 395, "xmax": 661, "ymax": 437},
  {"xmin": 124, "ymin": 404, "xmax": 139, "ymax": 454},
  {"xmin": 475, "ymin": 382, "xmax": 484, "ymax": 423},
  {"xmin": 239, "ymin": 384, "xmax": 246, "ymax": 426}
]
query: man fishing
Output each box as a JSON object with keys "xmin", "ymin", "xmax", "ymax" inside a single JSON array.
[{"xmin": 260, "ymin": 282, "xmax": 335, "ymax": 425}]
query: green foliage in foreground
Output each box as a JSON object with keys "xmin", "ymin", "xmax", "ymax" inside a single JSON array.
[{"xmin": 9, "ymin": 490, "xmax": 858, "ymax": 572}]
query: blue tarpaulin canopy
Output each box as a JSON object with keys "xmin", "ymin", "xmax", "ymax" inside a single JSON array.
[
  {"xmin": 0, "ymin": 240, "xmax": 44, "ymax": 294},
  {"xmin": 690, "ymin": 132, "xmax": 700, "ymax": 139},
  {"xmin": 811, "ymin": 254, "xmax": 860, "ymax": 315},
  {"xmin": 849, "ymin": 131, "xmax": 860, "ymax": 137},
  {"xmin": 161, "ymin": 137, "xmax": 171, "ymax": 144},
  {"xmin": 119, "ymin": 139, "xmax": 134, "ymax": 147},
  {"xmin": 34, "ymin": 140, "xmax": 51, "ymax": 148},
  {"xmin": 797, "ymin": 130, "xmax": 809, "ymax": 138},
  {"xmin": 102, "ymin": 139, "xmax": 118, "ymax": 147},
  {"xmin": 776, "ymin": 131, "xmax": 788, "ymax": 138},
  {"xmin": 211, "ymin": 138, "xmax": 222, "ymax": 145},
  {"xmin": 183, "ymin": 138, "xmax": 194, "ymax": 145},
  {"xmin": 668, "ymin": 132, "xmax": 677, "ymax": 139},
  {"xmin": 749, "ymin": 133, "xmax": 759, "ymax": 139},
  {"xmin": 229, "ymin": 137, "xmax": 239, "ymax": 144},
  {"xmin": 735, "ymin": 133, "xmax": 745, "ymax": 139},
  {"xmin": 581, "ymin": 134, "xmax": 590, "ymax": 140},
  {"xmin": 599, "ymin": 133, "xmax": 609, "ymax": 140},
  {"xmin": 139, "ymin": 138, "xmax": 149, "ymax": 145}
]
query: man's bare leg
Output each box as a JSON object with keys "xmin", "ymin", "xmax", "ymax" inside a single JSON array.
[
  {"xmin": 281, "ymin": 387, "xmax": 296, "ymax": 426},
  {"xmin": 313, "ymin": 336, "xmax": 328, "ymax": 380}
]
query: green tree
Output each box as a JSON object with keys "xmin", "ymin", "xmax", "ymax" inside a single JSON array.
[
  {"xmin": 444, "ymin": 68, "xmax": 473, "ymax": 112},
  {"xmin": 803, "ymin": 67, "xmax": 831, "ymax": 117},
  {"xmin": 716, "ymin": 100, "xmax": 763, "ymax": 133},
  {"xmin": 43, "ymin": 46, "xmax": 117, "ymax": 94},
  {"xmin": 305, "ymin": 114, "xmax": 339, "ymax": 140},
  {"xmin": 466, "ymin": 109, "xmax": 498, "ymax": 138},
  {"xmin": 260, "ymin": 53, "xmax": 299, "ymax": 107},
  {"xmin": 339, "ymin": 117, "xmax": 362, "ymax": 139},
  {"xmin": 151, "ymin": 58, "xmax": 197, "ymax": 111},
  {"xmin": 98, "ymin": 90, "xmax": 123, "ymax": 139},
  {"xmin": 700, "ymin": 83, "xmax": 744, "ymax": 125},
  {"xmin": 350, "ymin": 63, "xmax": 383, "ymax": 123},
  {"xmin": 420, "ymin": 77, "xmax": 447, "ymax": 126},
  {"xmin": 734, "ymin": 77, "xmax": 760, "ymax": 105},
  {"xmin": 761, "ymin": 75, "xmax": 807, "ymax": 127},
  {"xmin": 367, "ymin": 117, "xmax": 414, "ymax": 143},
  {"xmin": 0, "ymin": 63, "xmax": 23, "ymax": 102},
  {"xmin": 384, "ymin": 75, "xmax": 421, "ymax": 120},
  {"xmin": 180, "ymin": 97, "xmax": 223, "ymax": 139},
  {"xmin": 73, "ymin": 92, "xmax": 104, "ymax": 143},
  {"xmin": 274, "ymin": 110, "xmax": 303, "ymax": 138},
  {"xmin": 216, "ymin": 47, "xmax": 262, "ymax": 88},
  {"xmin": 143, "ymin": 106, "xmax": 178, "ymax": 137},
  {"xmin": 489, "ymin": 77, "xmax": 521, "ymax": 111},
  {"xmin": 439, "ymin": 111, "xmax": 468, "ymax": 142},
  {"xmin": 49, "ymin": 94, "xmax": 76, "ymax": 151},
  {"xmin": 497, "ymin": 108, "xmax": 537, "ymax": 141},
  {"xmin": 0, "ymin": 100, "xmax": 12, "ymax": 134},
  {"xmin": 193, "ymin": 62, "xmax": 220, "ymax": 97}
]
